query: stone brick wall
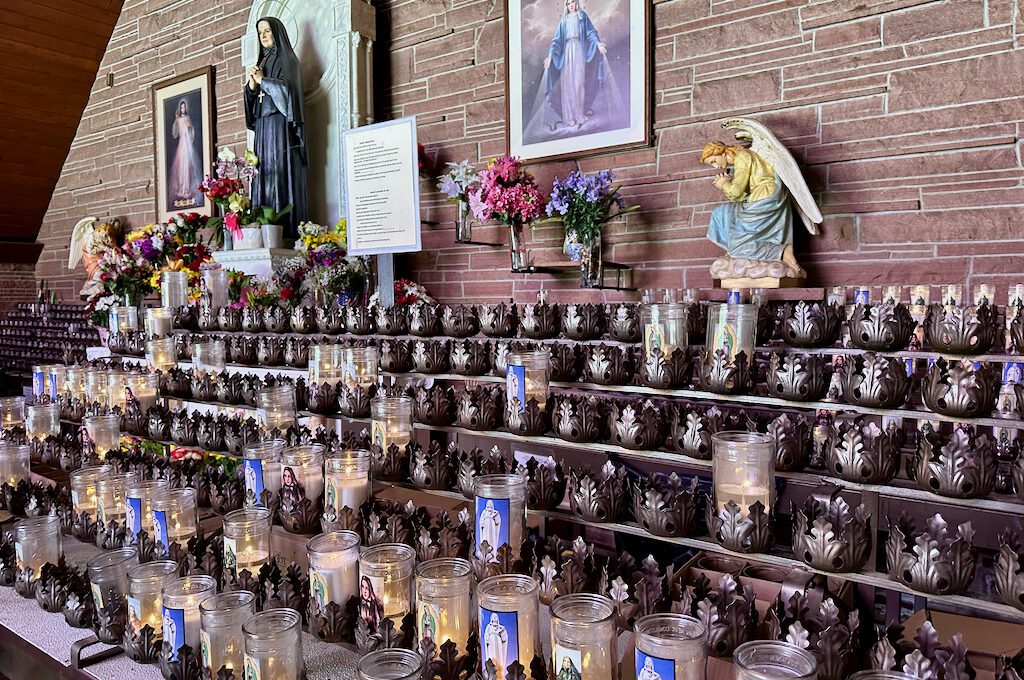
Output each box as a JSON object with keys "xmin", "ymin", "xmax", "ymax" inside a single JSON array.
[
  {"xmin": 39, "ymin": 0, "xmax": 1024, "ymax": 305},
  {"xmin": 0, "ymin": 265, "xmax": 37, "ymax": 314}
]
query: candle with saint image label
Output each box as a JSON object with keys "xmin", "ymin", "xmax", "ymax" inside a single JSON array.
[
  {"xmin": 705, "ymin": 303, "xmax": 757, "ymax": 363},
  {"xmin": 223, "ymin": 508, "xmax": 272, "ymax": 579},
  {"xmin": 162, "ymin": 575, "xmax": 217, "ymax": 662},
  {"xmin": 127, "ymin": 560, "xmax": 178, "ymax": 638},
  {"xmin": 70, "ymin": 464, "xmax": 112, "ymax": 516},
  {"xmin": 359, "ymin": 543, "xmax": 415, "ymax": 626},
  {"xmin": 370, "ymin": 396, "xmax": 413, "ymax": 452},
  {"xmin": 712, "ymin": 431, "xmax": 773, "ymax": 517},
  {"xmin": 307, "ymin": 530, "xmax": 360, "ymax": 610},
  {"xmin": 243, "ymin": 608, "xmax": 304, "ymax": 680},
  {"xmin": 343, "ymin": 346, "xmax": 379, "ymax": 389},
  {"xmin": 478, "ymin": 574, "xmax": 539, "ymax": 680},
  {"xmin": 642, "ymin": 303, "xmax": 690, "ymax": 358},
  {"xmin": 87, "ymin": 547, "xmax": 138, "ymax": 611},
  {"xmin": 84, "ymin": 414, "xmax": 121, "ymax": 461},
  {"xmin": 151, "ymin": 488, "xmax": 198, "ymax": 553},
  {"xmin": 415, "ymin": 558, "xmax": 473, "ymax": 654},
  {"xmin": 126, "ymin": 478, "xmax": 169, "ymax": 542},
  {"xmin": 505, "ymin": 350, "xmax": 549, "ymax": 415},
  {"xmin": 200, "ymin": 591, "xmax": 256, "ymax": 676},
  {"xmin": 474, "ymin": 474, "xmax": 526, "ymax": 562},
  {"xmin": 550, "ymin": 594, "xmax": 618, "ymax": 680},
  {"xmin": 280, "ymin": 444, "xmax": 325, "ymax": 504},
  {"xmin": 324, "ymin": 449, "xmax": 370, "ymax": 518},
  {"xmin": 634, "ymin": 613, "xmax": 707, "ymax": 680},
  {"xmin": 243, "ymin": 440, "xmax": 285, "ymax": 508}
]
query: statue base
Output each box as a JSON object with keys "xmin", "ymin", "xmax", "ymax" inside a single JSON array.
[
  {"xmin": 212, "ymin": 248, "xmax": 295, "ymax": 278},
  {"xmin": 718, "ymin": 276, "xmax": 802, "ymax": 289},
  {"xmin": 711, "ymin": 253, "xmax": 806, "ymax": 289}
]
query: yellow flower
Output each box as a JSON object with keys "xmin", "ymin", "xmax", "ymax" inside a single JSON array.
[
  {"xmin": 244, "ymin": 150, "xmax": 259, "ymax": 167},
  {"xmin": 162, "ymin": 258, "xmax": 186, "ymax": 272},
  {"xmin": 228, "ymin": 192, "xmax": 250, "ymax": 213},
  {"xmin": 335, "ymin": 217, "xmax": 347, "ymax": 245}
]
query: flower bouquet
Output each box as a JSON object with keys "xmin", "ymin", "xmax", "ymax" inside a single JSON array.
[
  {"xmin": 469, "ymin": 156, "xmax": 545, "ymax": 271},
  {"xmin": 368, "ymin": 279, "xmax": 435, "ymax": 308},
  {"xmin": 166, "ymin": 212, "xmax": 206, "ymax": 245},
  {"xmin": 437, "ymin": 161, "xmax": 480, "ymax": 242},
  {"xmin": 546, "ymin": 170, "xmax": 637, "ymax": 288},
  {"xmin": 274, "ymin": 226, "xmax": 369, "ymax": 307},
  {"xmin": 296, "ymin": 219, "xmax": 347, "ymax": 252}
]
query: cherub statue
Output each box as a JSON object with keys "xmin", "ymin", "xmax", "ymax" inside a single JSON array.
[
  {"xmin": 68, "ymin": 217, "xmax": 121, "ymax": 297},
  {"xmin": 700, "ymin": 118, "xmax": 822, "ymax": 287}
]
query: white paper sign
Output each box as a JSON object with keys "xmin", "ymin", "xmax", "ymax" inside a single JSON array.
[{"xmin": 342, "ymin": 116, "xmax": 422, "ymax": 255}]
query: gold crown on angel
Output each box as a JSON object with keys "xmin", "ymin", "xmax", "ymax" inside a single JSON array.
[{"xmin": 700, "ymin": 118, "xmax": 822, "ymax": 288}]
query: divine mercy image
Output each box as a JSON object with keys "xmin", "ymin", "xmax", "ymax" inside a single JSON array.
[{"xmin": 163, "ymin": 92, "xmax": 205, "ymax": 211}]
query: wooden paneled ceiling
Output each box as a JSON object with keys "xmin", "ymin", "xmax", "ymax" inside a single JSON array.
[{"xmin": 0, "ymin": 0, "xmax": 123, "ymax": 263}]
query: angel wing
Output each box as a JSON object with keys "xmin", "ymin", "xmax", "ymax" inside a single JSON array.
[
  {"xmin": 722, "ymin": 118, "xmax": 822, "ymax": 235},
  {"xmin": 68, "ymin": 217, "xmax": 97, "ymax": 270}
]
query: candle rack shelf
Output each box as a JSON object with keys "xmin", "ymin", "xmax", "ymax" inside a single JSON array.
[{"xmin": 512, "ymin": 261, "xmax": 636, "ymax": 291}]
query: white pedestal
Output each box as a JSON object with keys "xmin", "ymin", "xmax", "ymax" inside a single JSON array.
[{"xmin": 212, "ymin": 248, "xmax": 295, "ymax": 278}]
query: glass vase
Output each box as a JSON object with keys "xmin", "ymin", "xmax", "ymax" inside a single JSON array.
[
  {"xmin": 455, "ymin": 200, "xmax": 473, "ymax": 243},
  {"xmin": 162, "ymin": 271, "xmax": 190, "ymax": 310},
  {"xmin": 508, "ymin": 222, "xmax": 529, "ymax": 271},
  {"xmin": 415, "ymin": 558, "xmax": 473, "ymax": 654},
  {"xmin": 579, "ymin": 235, "xmax": 603, "ymax": 288}
]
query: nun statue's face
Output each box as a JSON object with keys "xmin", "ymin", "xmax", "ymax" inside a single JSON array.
[{"xmin": 257, "ymin": 21, "xmax": 274, "ymax": 49}]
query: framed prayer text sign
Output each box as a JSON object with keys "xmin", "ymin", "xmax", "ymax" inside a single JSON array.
[
  {"xmin": 152, "ymin": 67, "xmax": 216, "ymax": 223},
  {"xmin": 505, "ymin": 0, "xmax": 651, "ymax": 162}
]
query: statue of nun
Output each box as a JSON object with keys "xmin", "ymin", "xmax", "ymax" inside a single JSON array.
[{"xmin": 245, "ymin": 17, "xmax": 309, "ymax": 238}]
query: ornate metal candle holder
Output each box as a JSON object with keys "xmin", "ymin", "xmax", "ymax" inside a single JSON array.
[
  {"xmin": 410, "ymin": 302, "xmax": 442, "ymax": 337},
  {"xmin": 479, "ymin": 302, "xmax": 518, "ymax": 338},
  {"xmin": 688, "ymin": 573, "xmax": 757, "ymax": 657},
  {"xmin": 33, "ymin": 558, "xmax": 75, "ymax": 612},
  {"xmin": 632, "ymin": 473, "xmax": 699, "ymax": 537},
  {"xmin": 224, "ymin": 417, "xmax": 262, "ymax": 456},
  {"xmin": 279, "ymin": 495, "xmax": 323, "ymax": 535},
  {"xmin": 868, "ymin": 620, "xmax": 973, "ymax": 678},
  {"xmin": 706, "ymin": 499, "xmax": 773, "ymax": 554},
  {"xmin": 217, "ymin": 306, "xmax": 242, "ymax": 332},
  {"xmin": 996, "ymin": 529, "xmax": 1024, "ymax": 611},
  {"xmin": 342, "ymin": 305, "xmax": 373, "ymax": 335},
  {"xmin": 159, "ymin": 642, "xmax": 204, "ymax": 680},
  {"xmin": 175, "ymin": 333, "xmax": 196, "ymax": 360},
  {"xmin": 165, "ymin": 367, "xmax": 193, "ymax": 398},
  {"xmin": 61, "ymin": 570, "xmax": 96, "ymax": 628},
  {"xmin": 123, "ymin": 624, "xmax": 162, "ymax": 664},
  {"xmin": 1012, "ymin": 311, "xmax": 1024, "ymax": 354},
  {"xmin": 839, "ymin": 352, "xmax": 911, "ymax": 408},
  {"xmin": 355, "ymin": 611, "xmax": 417, "ymax": 653},
  {"xmin": 826, "ymin": 418, "xmax": 904, "ymax": 484},
  {"xmin": 546, "ymin": 342, "xmax": 581, "ymax": 382},
  {"xmin": 609, "ymin": 399, "xmax": 665, "ymax": 450},
  {"xmin": 284, "ymin": 336, "xmax": 310, "ymax": 368},
  {"xmin": 174, "ymin": 305, "xmax": 198, "ymax": 331},
  {"xmin": 791, "ymin": 482, "xmax": 871, "ymax": 572},
  {"xmin": 642, "ymin": 347, "xmax": 693, "ymax": 389},
  {"xmin": 415, "ymin": 507, "xmax": 472, "ymax": 561},
  {"xmin": 196, "ymin": 414, "xmax": 227, "ymax": 452},
  {"xmin": 886, "ymin": 513, "xmax": 976, "ymax": 595},
  {"xmin": 379, "ymin": 339, "xmax": 413, "ymax": 373},
  {"xmin": 535, "ymin": 538, "xmax": 609, "ymax": 603},
  {"xmin": 456, "ymin": 444, "xmax": 510, "ymax": 499},
  {"xmin": 262, "ymin": 305, "xmax": 289, "ymax": 333},
  {"xmin": 568, "ymin": 461, "xmax": 629, "ymax": 522},
  {"xmin": 370, "ymin": 443, "xmax": 409, "ymax": 483},
  {"xmin": 781, "ymin": 301, "xmax": 842, "ymax": 348},
  {"xmin": 337, "ymin": 382, "xmax": 375, "ymax": 418},
  {"xmin": 208, "ymin": 466, "xmax": 243, "ymax": 515},
  {"xmin": 582, "ymin": 343, "xmax": 634, "ymax": 385},
  {"xmin": 761, "ymin": 413, "xmax": 812, "ymax": 472},
  {"xmin": 514, "ymin": 457, "xmax": 565, "ymax": 510},
  {"xmin": 912, "ymin": 425, "xmax": 996, "ymax": 498},
  {"xmin": 309, "ymin": 596, "xmax": 360, "ymax": 644},
  {"xmin": 418, "ymin": 635, "xmax": 482, "ymax": 680},
  {"xmin": 552, "ymin": 394, "xmax": 608, "ymax": 443},
  {"xmin": 561, "ymin": 303, "xmax": 605, "ymax": 340},
  {"xmin": 305, "ymin": 380, "xmax": 339, "ymax": 415},
  {"xmin": 410, "ymin": 440, "xmax": 457, "ymax": 490},
  {"xmin": 289, "ymin": 305, "xmax": 318, "ymax": 334},
  {"xmin": 316, "ymin": 304, "xmax": 345, "ymax": 334},
  {"xmin": 922, "ymin": 358, "xmax": 999, "ymax": 417},
  {"xmin": 926, "ymin": 301, "xmax": 1000, "ymax": 354},
  {"xmin": 505, "ymin": 396, "xmax": 550, "ymax": 437},
  {"xmin": 608, "ymin": 303, "xmax": 641, "ymax": 343},
  {"xmin": 189, "ymin": 372, "xmax": 217, "ymax": 403},
  {"xmin": 450, "ymin": 339, "xmax": 492, "ymax": 376},
  {"xmin": 214, "ymin": 373, "xmax": 246, "ymax": 405},
  {"xmin": 520, "ymin": 302, "xmax": 561, "ymax": 339},
  {"xmin": 364, "ymin": 499, "xmax": 416, "ymax": 547},
  {"xmin": 697, "ymin": 349, "xmax": 755, "ymax": 395},
  {"xmin": 256, "ymin": 336, "xmax": 286, "ymax": 366},
  {"xmin": 72, "ymin": 509, "xmax": 99, "ymax": 542},
  {"xmin": 665, "ymin": 405, "xmax": 743, "ymax": 460},
  {"xmin": 374, "ymin": 304, "xmax": 409, "ymax": 335},
  {"xmin": 240, "ymin": 305, "xmax": 263, "ymax": 333},
  {"xmin": 849, "ymin": 302, "xmax": 916, "ymax": 351},
  {"xmin": 413, "ymin": 339, "xmax": 452, "ymax": 374},
  {"xmin": 441, "ymin": 304, "xmax": 479, "ymax": 338},
  {"xmin": 411, "ymin": 385, "xmax": 454, "ymax": 426},
  {"xmin": 455, "ymin": 385, "xmax": 503, "ymax": 431},
  {"xmin": 763, "ymin": 593, "xmax": 862, "ymax": 680},
  {"xmin": 766, "ymin": 352, "xmax": 829, "ymax": 402}
]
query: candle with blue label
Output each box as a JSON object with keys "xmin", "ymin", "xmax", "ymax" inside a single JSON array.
[
  {"xmin": 151, "ymin": 488, "xmax": 197, "ymax": 554},
  {"xmin": 474, "ymin": 474, "xmax": 526, "ymax": 562},
  {"xmin": 162, "ymin": 575, "xmax": 217, "ymax": 662},
  {"xmin": 505, "ymin": 350, "xmax": 549, "ymax": 415},
  {"xmin": 125, "ymin": 478, "xmax": 168, "ymax": 542},
  {"xmin": 243, "ymin": 440, "xmax": 285, "ymax": 508}
]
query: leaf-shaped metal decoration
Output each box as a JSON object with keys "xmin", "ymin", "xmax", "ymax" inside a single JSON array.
[
  {"xmin": 766, "ymin": 352, "xmax": 829, "ymax": 402},
  {"xmin": 922, "ymin": 358, "xmax": 1000, "ymax": 418},
  {"xmin": 840, "ymin": 352, "xmax": 911, "ymax": 408},
  {"xmin": 925, "ymin": 301, "xmax": 1000, "ymax": 355},
  {"xmin": 697, "ymin": 348, "xmax": 755, "ymax": 395},
  {"xmin": 583, "ymin": 344, "xmax": 633, "ymax": 385},
  {"xmin": 567, "ymin": 462, "xmax": 628, "ymax": 522},
  {"xmin": 995, "ymin": 529, "xmax": 1024, "ymax": 611},
  {"xmin": 782, "ymin": 301, "xmax": 843, "ymax": 348},
  {"xmin": 706, "ymin": 500, "xmax": 773, "ymax": 554},
  {"xmin": 887, "ymin": 513, "xmax": 977, "ymax": 595},
  {"xmin": 610, "ymin": 400, "xmax": 665, "ymax": 450},
  {"xmin": 849, "ymin": 302, "xmax": 916, "ymax": 351},
  {"xmin": 826, "ymin": 418, "xmax": 904, "ymax": 484},
  {"xmin": 912, "ymin": 426, "xmax": 996, "ymax": 498}
]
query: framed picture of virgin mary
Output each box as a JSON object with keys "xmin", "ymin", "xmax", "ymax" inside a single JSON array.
[
  {"xmin": 152, "ymin": 67, "xmax": 215, "ymax": 223},
  {"xmin": 505, "ymin": 0, "xmax": 650, "ymax": 163}
]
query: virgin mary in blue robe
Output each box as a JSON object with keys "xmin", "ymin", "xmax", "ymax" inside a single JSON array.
[{"xmin": 543, "ymin": 2, "xmax": 606, "ymax": 130}]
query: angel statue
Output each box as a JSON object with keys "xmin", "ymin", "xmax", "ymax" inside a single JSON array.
[
  {"xmin": 700, "ymin": 118, "xmax": 822, "ymax": 287},
  {"xmin": 68, "ymin": 217, "xmax": 121, "ymax": 297}
]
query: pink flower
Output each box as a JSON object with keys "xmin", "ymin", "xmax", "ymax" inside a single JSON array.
[{"xmin": 225, "ymin": 212, "xmax": 243, "ymax": 238}]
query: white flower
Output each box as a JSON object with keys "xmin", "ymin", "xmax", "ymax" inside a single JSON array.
[{"xmin": 217, "ymin": 147, "xmax": 236, "ymax": 163}]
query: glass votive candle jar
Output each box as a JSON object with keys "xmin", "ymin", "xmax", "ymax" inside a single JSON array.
[
  {"xmin": 126, "ymin": 478, "xmax": 169, "ymax": 541},
  {"xmin": 96, "ymin": 472, "xmax": 134, "ymax": 526},
  {"xmin": 147, "ymin": 337, "xmax": 178, "ymax": 372},
  {"xmin": 415, "ymin": 558, "xmax": 473, "ymax": 653},
  {"xmin": 151, "ymin": 487, "xmax": 198, "ymax": 552},
  {"xmin": 32, "ymin": 364, "xmax": 60, "ymax": 400},
  {"xmin": 359, "ymin": 542, "xmax": 416, "ymax": 627},
  {"xmin": 342, "ymin": 346, "xmax": 379, "ymax": 389},
  {"xmin": 357, "ymin": 649, "xmax": 424, "ymax": 680},
  {"xmin": 712, "ymin": 431, "xmax": 774, "ymax": 518},
  {"xmin": 127, "ymin": 560, "xmax": 179, "ymax": 638},
  {"xmin": 307, "ymin": 530, "xmax": 360, "ymax": 610},
  {"xmin": 0, "ymin": 396, "xmax": 25, "ymax": 428},
  {"xmin": 642, "ymin": 303, "xmax": 690, "ymax": 358},
  {"xmin": 474, "ymin": 474, "xmax": 527, "ymax": 562},
  {"xmin": 733, "ymin": 641, "xmax": 818, "ymax": 680},
  {"xmin": 86, "ymin": 368, "xmax": 109, "ymax": 406},
  {"xmin": 193, "ymin": 340, "xmax": 227, "ymax": 378},
  {"xmin": 65, "ymin": 366, "xmax": 88, "ymax": 400},
  {"xmin": 308, "ymin": 344, "xmax": 345, "ymax": 386},
  {"xmin": 942, "ymin": 284, "xmax": 965, "ymax": 308},
  {"xmin": 243, "ymin": 440, "xmax": 285, "ymax": 507},
  {"xmin": 146, "ymin": 307, "xmax": 174, "ymax": 339},
  {"xmin": 162, "ymin": 574, "xmax": 218, "ymax": 662},
  {"xmin": 281, "ymin": 444, "xmax": 325, "ymax": 505},
  {"xmin": 324, "ymin": 449, "xmax": 371, "ymax": 516},
  {"xmin": 550, "ymin": 594, "xmax": 618, "ymax": 680},
  {"xmin": 49, "ymin": 365, "xmax": 67, "ymax": 400},
  {"xmin": 111, "ymin": 305, "xmax": 140, "ymax": 334},
  {"xmin": 848, "ymin": 673, "xmax": 917, "ymax": 680},
  {"xmin": 70, "ymin": 464, "xmax": 112, "ymax": 516},
  {"xmin": 162, "ymin": 271, "xmax": 190, "ymax": 309},
  {"xmin": 201, "ymin": 268, "xmax": 229, "ymax": 310},
  {"xmin": 14, "ymin": 515, "xmax": 62, "ymax": 575},
  {"xmin": 0, "ymin": 443, "xmax": 31, "ymax": 486},
  {"xmin": 125, "ymin": 371, "xmax": 160, "ymax": 412},
  {"xmin": 256, "ymin": 385, "xmax": 296, "ymax": 431},
  {"xmin": 26, "ymin": 403, "xmax": 60, "ymax": 441},
  {"xmin": 200, "ymin": 591, "xmax": 257, "ymax": 676},
  {"xmin": 505, "ymin": 349, "xmax": 549, "ymax": 414},
  {"xmin": 705, "ymin": 303, "xmax": 758, "ymax": 362},
  {"xmin": 84, "ymin": 413, "xmax": 121, "ymax": 460},
  {"xmin": 223, "ymin": 508, "xmax": 272, "ymax": 579},
  {"xmin": 478, "ymin": 574, "xmax": 539, "ymax": 678},
  {"xmin": 87, "ymin": 546, "xmax": 139, "ymax": 610},
  {"xmin": 370, "ymin": 396, "xmax": 413, "ymax": 452},
  {"xmin": 242, "ymin": 608, "xmax": 304, "ymax": 680},
  {"xmin": 634, "ymin": 613, "xmax": 707, "ymax": 680},
  {"xmin": 105, "ymin": 370, "xmax": 130, "ymax": 411}
]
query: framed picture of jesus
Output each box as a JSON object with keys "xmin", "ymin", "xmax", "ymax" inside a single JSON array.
[
  {"xmin": 152, "ymin": 67, "xmax": 216, "ymax": 223},
  {"xmin": 505, "ymin": 0, "xmax": 650, "ymax": 163}
]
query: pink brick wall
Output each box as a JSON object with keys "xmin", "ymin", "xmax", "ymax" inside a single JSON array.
[{"xmin": 39, "ymin": 0, "xmax": 1024, "ymax": 305}]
